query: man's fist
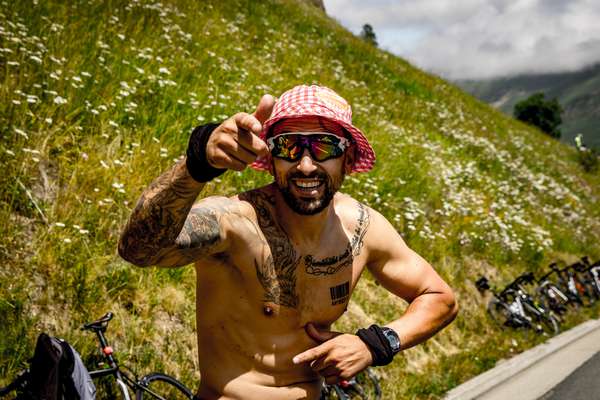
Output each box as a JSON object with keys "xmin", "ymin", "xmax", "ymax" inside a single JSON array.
[{"xmin": 206, "ymin": 94, "xmax": 275, "ymax": 171}]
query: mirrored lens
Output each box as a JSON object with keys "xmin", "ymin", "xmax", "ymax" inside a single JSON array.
[{"xmin": 270, "ymin": 134, "xmax": 344, "ymax": 162}]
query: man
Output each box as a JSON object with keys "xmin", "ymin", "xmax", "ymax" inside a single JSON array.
[{"xmin": 118, "ymin": 85, "xmax": 458, "ymax": 400}]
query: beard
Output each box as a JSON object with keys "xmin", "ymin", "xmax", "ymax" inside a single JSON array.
[{"xmin": 274, "ymin": 168, "xmax": 345, "ymax": 215}]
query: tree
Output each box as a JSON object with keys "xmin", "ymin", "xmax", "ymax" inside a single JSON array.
[
  {"xmin": 360, "ymin": 24, "xmax": 377, "ymax": 47},
  {"xmin": 513, "ymin": 92, "xmax": 563, "ymax": 139}
]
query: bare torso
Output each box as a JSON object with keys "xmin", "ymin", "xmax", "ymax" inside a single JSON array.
[{"xmin": 193, "ymin": 185, "xmax": 371, "ymax": 399}]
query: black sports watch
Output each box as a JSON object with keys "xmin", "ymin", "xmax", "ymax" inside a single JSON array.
[{"xmin": 381, "ymin": 327, "xmax": 401, "ymax": 355}]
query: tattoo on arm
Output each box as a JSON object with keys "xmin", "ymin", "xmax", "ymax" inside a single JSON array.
[{"xmin": 119, "ymin": 161, "xmax": 229, "ymax": 267}]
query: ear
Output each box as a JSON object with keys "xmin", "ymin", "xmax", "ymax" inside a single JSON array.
[
  {"xmin": 268, "ymin": 156, "xmax": 274, "ymax": 176},
  {"xmin": 343, "ymin": 146, "xmax": 355, "ymax": 174}
]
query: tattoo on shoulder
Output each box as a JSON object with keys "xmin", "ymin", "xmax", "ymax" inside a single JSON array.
[
  {"xmin": 305, "ymin": 202, "xmax": 370, "ymax": 276},
  {"xmin": 242, "ymin": 189, "xmax": 301, "ymax": 308},
  {"xmin": 172, "ymin": 198, "xmax": 238, "ymax": 262}
]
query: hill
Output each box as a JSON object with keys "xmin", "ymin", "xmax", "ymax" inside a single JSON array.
[
  {"xmin": 457, "ymin": 64, "xmax": 600, "ymax": 149},
  {"xmin": 1, "ymin": 0, "xmax": 599, "ymax": 398}
]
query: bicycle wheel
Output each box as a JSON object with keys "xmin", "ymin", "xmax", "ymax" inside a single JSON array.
[
  {"xmin": 135, "ymin": 373, "xmax": 194, "ymax": 400},
  {"xmin": 524, "ymin": 303, "xmax": 560, "ymax": 336},
  {"xmin": 487, "ymin": 299, "xmax": 514, "ymax": 328}
]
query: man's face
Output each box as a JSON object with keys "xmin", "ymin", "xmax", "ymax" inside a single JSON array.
[{"xmin": 270, "ymin": 119, "xmax": 353, "ymax": 215}]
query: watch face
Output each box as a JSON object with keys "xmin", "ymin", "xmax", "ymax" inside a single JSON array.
[{"xmin": 382, "ymin": 328, "xmax": 401, "ymax": 353}]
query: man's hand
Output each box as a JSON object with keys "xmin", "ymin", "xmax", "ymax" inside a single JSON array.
[
  {"xmin": 206, "ymin": 94, "xmax": 275, "ymax": 171},
  {"xmin": 293, "ymin": 322, "xmax": 373, "ymax": 385}
]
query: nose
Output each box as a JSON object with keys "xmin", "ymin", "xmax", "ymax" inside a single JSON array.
[{"xmin": 296, "ymin": 149, "xmax": 318, "ymax": 175}]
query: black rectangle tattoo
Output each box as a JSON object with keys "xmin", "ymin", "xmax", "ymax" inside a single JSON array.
[{"xmin": 330, "ymin": 281, "xmax": 350, "ymax": 305}]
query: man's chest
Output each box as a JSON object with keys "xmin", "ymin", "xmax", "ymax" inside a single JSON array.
[{"xmin": 230, "ymin": 227, "xmax": 368, "ymax": 325}]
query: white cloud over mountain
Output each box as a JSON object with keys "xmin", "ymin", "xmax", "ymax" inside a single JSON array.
[{"xmin": 325, "ymin": 0, "xmax": 600, "ymax": 79}]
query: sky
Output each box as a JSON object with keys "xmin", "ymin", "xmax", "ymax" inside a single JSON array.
[{"xmin": 324, "ymin": 0, "xmax": 600, "ymax": 80}]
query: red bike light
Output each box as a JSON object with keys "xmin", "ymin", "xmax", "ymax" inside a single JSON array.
[
  {"xmin": 103, "ymin": 346, "xmax": 113, "ymax": 355},
  {"xmin": 339, "ymin": 380, "xmax": 350, "ymax": 388}
]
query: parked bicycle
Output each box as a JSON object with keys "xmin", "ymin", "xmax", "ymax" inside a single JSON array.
[
  {"xmin": 0, "ymin": 312, "xmax": 195, "ymax": 400},
  {"xmin": 576, "ymin": 257, "xmax": 600, "ymax": 301},
  {"xmin": 476, "ymin": 273, "xmax": 560, "ymax": 336},
  {"xmin": 535, "ymin": 265, "xmax": 569, "ymax": 317},
  {"xmin": 550, "ymin": 262, "xmax": 594, "ymax": 307}
]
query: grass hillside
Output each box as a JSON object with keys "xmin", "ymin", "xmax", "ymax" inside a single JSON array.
[
  {"xmin": 457, "ymin": 64, "xmax": 600, "ymax": 149},
  {"xmin": 1, "ymin": 0, "xmax": 599, "ymax": 398}
]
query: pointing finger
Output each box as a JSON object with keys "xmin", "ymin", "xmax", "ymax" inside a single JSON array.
[
  {"xmin": 253, "ymin": 94, "xmax": 275, "ymax": 124},
  {"xmin": 233, "ymin": 112, "xmax": 261, "ymax": 135},
  {"xmin": 293, "ymin": 343, "xmax": 328, "ymax": 365}
]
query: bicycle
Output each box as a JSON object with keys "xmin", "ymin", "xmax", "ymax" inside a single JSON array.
[
  {"xmin": 550, "ymin": 262, "xmax": 592, "ymax": 307},
  {"xmin": 0, "ymin": 312, "xmax": 195, "ymax": 400},
  {"xmin": 476, "ymin": 274, "xmax": 560, "ymax": 336},
  {"xmin": 320, "ymin": 368, "xmax": 381, "ymax": 400},
  {"xmin": 535, "ymin": 266, "xmax": 569, "ymax": 318},
  {"xmin": 576, "ymin": 257, "xmax": 600, "ymax": 301}
]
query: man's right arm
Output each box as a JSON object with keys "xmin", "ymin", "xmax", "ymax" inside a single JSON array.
[
  {"xmin": 118, "ymin": 159, "xmax": 220, "ymax": 267},
  {"xmin": 118, "ymin": 94, "xmax": 274, "ymax": 268}
]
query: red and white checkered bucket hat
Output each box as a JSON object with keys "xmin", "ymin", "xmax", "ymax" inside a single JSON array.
[{"xmin": 251, "ymin": 85, "xmax": 375, "ymax": 173}]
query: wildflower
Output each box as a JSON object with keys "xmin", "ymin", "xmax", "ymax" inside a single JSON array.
[
  {"xmin": 29, "ymin": 55, "xmax": 42, "ymax": 64},
  {"xmin": 159, "ymin": 67, "xmax": 170, "ymax": 75},
  {"xmin": 7, "ymin": 61, "xmax": 19, "ymax": 66},
  {"xmin": 5, "ymin": 149, "xmax": 15, "ymax": 156},
  {"xmin": 12, "ymin": 100, "xmax": 21, "ymax": 105},
  {"xmin": 63, "ymin": 238, "xmax": 72, "ymax": 244},
  {"xmin": 14, "ymin": 128, "xmax": 28, "ymax": 139},
  {"xmin": 45, "ymin": 118, "xmax": 52, "ymax": 124},
  {"xmin": 55, "ymin": 222, "xmax": 66, "ymax": 227},
  {"xmin": 100, "ymin": 160, "xmax": 109, "ymax": 169},
  {"xmin": 79, "ymin": 229, "xmax": 89, "ymax": 234}
]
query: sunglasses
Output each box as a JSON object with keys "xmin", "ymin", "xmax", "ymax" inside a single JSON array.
[{"xmin": 267, "ymin": 132, "xmax": 350, "ymax": 162}]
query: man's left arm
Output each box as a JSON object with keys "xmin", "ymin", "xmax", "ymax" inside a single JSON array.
[
  {"xmin": 294, "ymin": 208, "xmax": 458, "ymax": 383},
  {"xmin": 365, "ymin": 209, "xmax": 458, "ymax": 351}
]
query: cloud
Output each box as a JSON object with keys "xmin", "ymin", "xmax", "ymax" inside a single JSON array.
[{"xmin": 325, "ymin": 0, "xmax": 600, "ymax": 79}]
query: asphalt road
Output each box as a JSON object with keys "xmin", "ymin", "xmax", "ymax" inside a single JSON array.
[{"xmin": 539, "ymin": 350, "xmax": 600, "ymax": 400}]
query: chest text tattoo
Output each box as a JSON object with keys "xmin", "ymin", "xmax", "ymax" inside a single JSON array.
[
  {"xmin": 246, "ymin": 191, "xmax": 300, "ymax": 308},
  {"xmin": 304, "ymin": 202, "xmax": 370, "ymax": 276}
]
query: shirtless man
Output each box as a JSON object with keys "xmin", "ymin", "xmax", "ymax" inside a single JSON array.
[{"xmin": 118, "ymin": 85, "xmax": 458, "ymax": 400}]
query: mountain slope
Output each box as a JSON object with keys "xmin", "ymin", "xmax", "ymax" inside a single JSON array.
[
  {"xmin": 1, "ymin": 0, "xmax": 599, "ymax": 399},
  {"xmin": 457, "ymin": 64, "xmax": 600, "ymax": 149}
]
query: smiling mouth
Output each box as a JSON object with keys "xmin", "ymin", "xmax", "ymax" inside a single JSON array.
[{"xmin": 292, "ymin": 179, "xmax": 323, "ymax": 191}]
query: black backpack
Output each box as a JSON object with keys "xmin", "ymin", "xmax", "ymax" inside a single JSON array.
[{"xmin": 24, "ymin": 333, "xmax": 95, "ymax": 400}]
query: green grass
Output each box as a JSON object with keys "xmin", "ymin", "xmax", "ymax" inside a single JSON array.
[{"xmin": 1, "ymin": 0, "xmax": 600, "ymax": 399}]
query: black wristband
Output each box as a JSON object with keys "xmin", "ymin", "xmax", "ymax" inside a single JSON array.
[
  {"xmin": 356, "ymin": 324, "xmax": 396, "ymax": 366},
  {"xmin": 186, "ymin": 123, "xmax": 227, "ymax": 183}
]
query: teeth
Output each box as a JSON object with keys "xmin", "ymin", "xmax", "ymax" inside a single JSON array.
[{"xmin": 295, "ymin": 180, "xmax": 320, "ymax": 188}]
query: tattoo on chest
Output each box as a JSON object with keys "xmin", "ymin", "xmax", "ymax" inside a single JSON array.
[
  {"xmin": 304, "ymin": 202, "xmax": 370, "ymax": 276},
  {"xmin": 246, "ymin": 190, "xmax": 300, "ymax": 308},
  {"xmin": 330, "ymin": 281, "xmax": 350, "ymax": 305}
]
